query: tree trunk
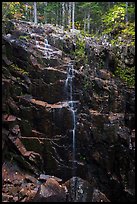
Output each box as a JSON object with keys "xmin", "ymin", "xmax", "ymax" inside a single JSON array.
[
  {"xmin": 62, "ymin": 2, "xmax": 65, "ymax": 30},
  {"xmin": 34, "ymin": 2, "xmax": 37, "ymax": 24},
  {"xmin": 72, "ymin": 2, "xmax": 75, "ymax": 30},
  {"xmin": 56, "ymin": 8, "xmax": 58, "ymax": 26},
  {"xmin": 84, "ymin": 13, "xmax": 86, "ymax": 32},
  {"xmin": 44, "ymin": 2, "xmax": 47, "ymax": 24},
  {"xmin": 59, "ymin": 2, "xmax": 62, "ymax": 26},
  {"xmin": 25, "ymin": 4, "xmax": 28, "ymax": 12},
  {"xmin": 25, "ymin": 4, "xmax": 28, "ymax": 21},
  {"xmin": 87, "ymin": 13, "xmax": 90, "ymax": 33},
  {"xmin": 68, "ymin": 2, "xmax": 71, "ymax": 28},
  {"xmin": 65, "ymin": 2, "xmax": 69, "ymax": 28}
]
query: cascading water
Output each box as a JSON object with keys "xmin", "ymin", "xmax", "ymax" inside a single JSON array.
[
  {"xmin": 65, "ymin": 62, "xmax": 77, "ymax": 200},
  {"xmin": 44, "ymin": 38, "xmax": 52, "ymax": 58},
  {"xmin": 36, "ymin": 40, "xmax": 39, "ymax": 47},
  {"xmin": 45, "ymin": 38, "xmax": 49, "ymax": 48},
  {"xmin": 65, "ymin": 63, "xmax": 76, "ymax": 174}
]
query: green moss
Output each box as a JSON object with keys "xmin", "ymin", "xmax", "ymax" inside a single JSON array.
[
  {"xmin": 19, "ymin": 35, "xmax": 30, "ymax": 41},
  {"xmin": 10, "ymin": 64, "xmax": 29, "ymax": 76}
]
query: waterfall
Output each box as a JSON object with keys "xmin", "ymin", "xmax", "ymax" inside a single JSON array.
[
  {"xmin": 45, "ymin": 38, "xmax": 49, "ymax": 48},
  {"xmin": 36, "ymin": 40, "xmax": 39, "ymax": 47},
  {"xmin": 44, "ymin": 38, "xmax": 50, "ymax": 58},
  {"xmin": 34, "ymin": 36, "xmax": 51, "ymax": 59},
  {"xmin": 65, "ymin": 62, "xmax": 78, "ymax": 201},
  {"xmin": 65, "ymin": 62, "xmax": 77, "ymax": 177}
]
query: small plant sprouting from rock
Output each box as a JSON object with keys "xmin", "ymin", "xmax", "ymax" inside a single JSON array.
[{"xmin": 80, "ymin": 155, "xmax": 86, "ymax": 161}]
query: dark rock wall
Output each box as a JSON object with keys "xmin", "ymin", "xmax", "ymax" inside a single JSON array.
[{"xmin": 2, "ymin": 20, "xmax": 135, "ymax": 202}]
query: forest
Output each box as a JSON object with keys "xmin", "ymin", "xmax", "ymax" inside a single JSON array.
[
  {"xmin": 2, "ymin": 2, "xmax": 135, "ymax": 203},
  {"xmin": 2, "ymin": 2, "xmax": 135, "ymax": 32}
]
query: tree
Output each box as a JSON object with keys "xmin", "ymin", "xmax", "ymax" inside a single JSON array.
[
  {"xmin": 2, "ymin": 2, "xmax": 26, "ymax": 21},
  {"xmin": 2, "ymin": 2, "xmax": 135, "ymax": 37},
  {"xmin": 68, "ymin": 2, "xmax": 72, "ymax": 28},
  {"xmin": 34, "ymin": 2, "xmax": 37, "ymax": 24},
  {"xmin": 87, "ymin": 13, "xmax": 90, "ymax": 33},
  {"xmin": 125, "ymin": 2, "xmax": 128, "ymax": 23},
  {"xmin": 62, "ymin": 2, "xmax": 65, "ymax": 29},
  {"xmin": 44, "ymin": 2, "xmax": 47, "ymax": 23},
  {"xmin": 72, "ymin": 2, "xmax": 75, "ymax": 30}
]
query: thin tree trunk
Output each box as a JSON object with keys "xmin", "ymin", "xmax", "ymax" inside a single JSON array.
[
  {"xmin": 65, "ymin": 2, "xmax": 68, "ymax": 27},
  {"xmin": 56, "ymin": 3, "xmax": 59, "ymax": 26},
  {"xmin": 62, "ymin": 2, "xmax": 65, "ymax": 29},
  {"xmin": 60, "ymin": 2, "xmax": 62, "ymax": 26},
  {"xmin": 56, "ymin": 8, "xmax": 58, "ymax": 26},
  {"xmin": 84, "ymin": 13, "xmax": 86, "ymax": 32},
  {"xmin": 108, "ymin": 2, "xmax": 111, "ymax": 8},
  {"xmin": 28, "ymin": 2, "xmax": 32, "ymax": 22},
  {"xmin": 44, "ymin": 2, "xmax": 47, "ymax": 24},
  {"xmin": 72, "ymin": 2, "xmax": 75, "ymax": 30},
  {"xmin": 34, "ymin": 2, "xmax": 37, "ymax": 24},
  {"xmin": 87, "ymin": 13, "xmax": 90, "ymax": 33},
  {"xmin": 68, "ymin": 2, "xmax": 71, "ymax": 28},
  {"xmin": 25, "ymin": 4, "xmax": 28, "ymax": 12},
  {"xmin": 25, "ymin": 4, "xmax": 28, "ymax": 21}
]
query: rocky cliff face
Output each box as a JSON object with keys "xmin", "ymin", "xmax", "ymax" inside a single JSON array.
[{"xmin": 2, "ymin": 20, "xmax": 135, "ymax": 202}]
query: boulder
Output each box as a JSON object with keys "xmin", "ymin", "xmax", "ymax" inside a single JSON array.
[
  {"xmin": 38, "ymin": 174, "xmax": 62, "ymax": 183},
  {"xmin": 92, "ymin": 189, "xmax": 110, "ymax": 202},
  {"xmin": 32, "ymin": 178, "xmax": 66, "ymax": 202},
  {"xmin": 64, "ymin": 177, "xmax": 110, "ymax": 202}
]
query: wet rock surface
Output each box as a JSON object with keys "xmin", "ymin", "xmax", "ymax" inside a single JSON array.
[
  {"xmin": 32, "ymin": 178, "xmax": 66, "ymax": 202},
  {"xmin": 2, "ymin": 20, "xmax": 135, "ymax": 202},
  {"xmin": 64, "ymin": 177, "xmax": 110, "ymax": 202}
]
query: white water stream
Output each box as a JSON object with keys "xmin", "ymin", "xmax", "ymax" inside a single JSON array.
[{"xmin": 65, "ymin": 62, "xmax": 77, "ymax": 177}]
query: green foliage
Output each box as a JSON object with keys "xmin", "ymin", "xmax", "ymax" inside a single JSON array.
[
  {"xmin": 103, "ymin": 4, "xmax": 125, "ymax": 25},
  {"xmin": 75, "ymin": 37, "xmax": 87, "ymax": 62},
  {"xmin": 115, "ymin": 66, "xmax": 135, "ymax": 87},
  {"xmin": 2, "ymin": 2, "xmax": 29, "ymax": 21},
  {"xmin": 108, "ymin": 22, "xmax": 135, "ymax": 46},
  {"xmin": 121, "ymin": 22, "xmax": 135, "ymax": 43},
  {"xmin": 2, "ymin": 2, "xmax": 135, "ymax": 39},
  {"xmin": 102, "ymin": 3, "xmax": 135, "ymax": 46},
  {"xmin": 102, "ymin": 3, "xmax": 126, "ymax": 35}
]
